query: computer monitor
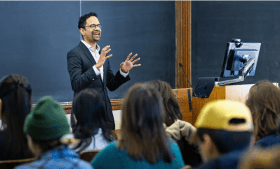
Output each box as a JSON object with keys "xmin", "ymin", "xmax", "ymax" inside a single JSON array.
[
  {"xmin": 194, "ymin": 39, "xmax": 261, "ymax": 94},
  {"xmin": 220, "ymin": 39, "xmax": 261, "ymax": 78},
  {"xmin": 216, "ymin": 39, "xmax": 261, "ymax": 86}
]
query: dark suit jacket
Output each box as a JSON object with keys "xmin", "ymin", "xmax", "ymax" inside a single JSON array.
[{"xmin": 67, "ymin": 42, "xmax": 130, "ymax": 129}]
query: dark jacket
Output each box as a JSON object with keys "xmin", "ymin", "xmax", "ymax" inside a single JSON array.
[
  {"xmin": 194, "ymin": 149, "xmax": 246, "ymax": 169},
  {"xmin": 256, "ymin": 133, "xmax": 280, "ymax": 148},
  {"xmin": 67, "ymin": 42, "xmax": 130, "ymax": 129}
]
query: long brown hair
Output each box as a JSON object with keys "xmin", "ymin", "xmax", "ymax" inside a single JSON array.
[
  {"xmin": 118, "ymin": 83, "xmax": 173, "ymax": 163},
  {"xmin": 146, "ymin": 80, "xmax": 183, "ymax": 127},
  {"xmin": 246, "ymin": 80, "xmax": 280, "ymax": 142},
  {"xmin": 0, "ymin": 74, "xmax": 33, "ymax": 158}
]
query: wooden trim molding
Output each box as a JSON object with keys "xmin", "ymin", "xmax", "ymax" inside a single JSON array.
[
  {"xmin": 110, "ymin": 99, "xmax": 123, "ymax": 111},
  {"xmin": 176, "ymin": 1, "xmax": 192, "ymax": 88},
  {"xmin": 60, "ymin": 99, "xmax": 123, "ymax": 114},
  {"xmin": 59, "ymin": 90, "xmax": 193, "ymax": 123}
]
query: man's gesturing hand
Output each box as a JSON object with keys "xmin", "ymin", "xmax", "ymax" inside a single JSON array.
[
  {"xmin": 95, "ymin": 45, "xmax": 112, "ymax": 69},
  {"xmin": 120, "ymin": 53, "xmax": 141, "ymax": 73}
]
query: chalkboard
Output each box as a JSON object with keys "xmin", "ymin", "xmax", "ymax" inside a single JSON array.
[
  {"xmin": 192, "ymin": 2, "xmax": 280, "ymax": 87},
  {"xmin": 0, "ymin": 1, "xmax": 175, "ymax": 102}
]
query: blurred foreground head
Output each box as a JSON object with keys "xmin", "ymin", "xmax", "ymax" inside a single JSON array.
[
  {"xmin": 0, "ymin": 74, "xmax": 32, "ymax": 158},
  {"xmin": 119, "ymin": 83, "xmax": 173, "ymax": 163},
  {"xmin": 192, "ymin": 100, "xmax": 253, "ymax": 162},
  {"xmin": 246, "ymin": 80, "xmax": 280, "ymax": 142},
  {"xmin": 24, "ymin": 96, "xmax": 70, "ymax": 157},
  {"xmin": 72, "ymin": 88, "xmax": 116, "ymax": 152}
]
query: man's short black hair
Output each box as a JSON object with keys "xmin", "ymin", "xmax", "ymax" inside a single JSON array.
[{"xmin": 78, "ymin": 12, "xmax": 98, "ymax": 29}]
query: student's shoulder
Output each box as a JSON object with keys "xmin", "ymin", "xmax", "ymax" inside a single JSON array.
[
  {"xmin": 91, "ymin": 141, "xmax": 124, "ymax": 168},
  {"xmin": 168, "ymin": 138, "xmax": 180, "ymax": 149},
  {"xmin": 257, "ymin": 134, "xmax": 280, "ymax": 148},
  {"xmin": 91, "ymin": 140, "xmax": 119, "ymax": 161},
  {"xmin": 15, "ymin": 161, "xmax": 41, "ymax": 169},
  {"xmin": 76, "ymin": 159, "xmax": 94, "ymax": 169},
  {"xmin": 98, "ymin": 141, "xmax": 119, "ymax": 154}
]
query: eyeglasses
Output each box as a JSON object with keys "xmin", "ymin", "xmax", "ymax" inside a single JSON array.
[{"xmin": 85, "ymin": 24, "xmax": 102, "ymax": 29}]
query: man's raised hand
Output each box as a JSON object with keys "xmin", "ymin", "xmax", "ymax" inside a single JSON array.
[
  {"xmin": 120, "ymin": 53, "xmax": 141, "ymax": 73},
  {"xmin": 95, "ymin": 45, "xmax": 112, "ymax": 69}
]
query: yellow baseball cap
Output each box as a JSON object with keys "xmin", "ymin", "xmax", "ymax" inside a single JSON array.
[{"xmin": 195, "ymin": 100, "xmax": 253, "ymax": 131}]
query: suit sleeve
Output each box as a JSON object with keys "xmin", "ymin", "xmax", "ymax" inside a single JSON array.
[
  {"xmin": 106, "ymin": 59, "xmax": 130, "ymax": 91},
  {"xmin": 67, "ymin": 50, "xmax": 99, "ymax": 92}
]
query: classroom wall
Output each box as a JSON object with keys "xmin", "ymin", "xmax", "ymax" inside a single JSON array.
[
  {"xmin": 0, "ymin": 1, "xmax": 176, "ymax": 103},
  {"xmin": 192, "ymin": 1, "xmax": 280, "ymax": 87}
]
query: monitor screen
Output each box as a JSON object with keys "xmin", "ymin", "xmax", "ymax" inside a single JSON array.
[{"xmin": 220, "ymin": 41, "xmax": 261, "ymax": 78}]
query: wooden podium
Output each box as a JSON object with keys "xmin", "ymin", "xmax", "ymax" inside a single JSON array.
[
  {"xmin": 173, "ymin": 83, "xmax": 278, "ymax": 125},
  {"xmin": 61, "ymin": 83, "xmax": 278, "ymax": 126}
]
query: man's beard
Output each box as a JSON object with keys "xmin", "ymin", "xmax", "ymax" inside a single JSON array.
[{"xmin": 92, "ymin": 31, "xmax": 101, "ymax": 42}]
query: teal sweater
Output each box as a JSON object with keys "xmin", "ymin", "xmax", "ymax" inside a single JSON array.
[{"xmin": 91, "ymin": 140, "xmax": 184, "ymax": 169}]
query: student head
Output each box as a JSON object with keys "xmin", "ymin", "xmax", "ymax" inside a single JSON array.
[
  {"xmin": 192, "ymin": 100, "xmax": 253, "ymax": 162},
  {"xmin": 24, "ymin": 96, "xmax": 71, "ymax": 157},
  {"xmin": 146, "ymin": 80, "xmax": 183, "ymax": 127},
  {"xmin": 0, "ymin": 74, "xmax": 32, "ymax": 158},
  {"xmin": 246, "ymin": 80, "xmax": 280, "ymax": 142},
  {"xmin": 72, "ymin": 89, "xmax": 116, "ymax": 146},
  {"xmin": 119, "ymin": 83, "xmax": 173, "ymax": 163},
  {"xmin": 78, "ymin": 12, "xmax": 101, "ymax": 43}
]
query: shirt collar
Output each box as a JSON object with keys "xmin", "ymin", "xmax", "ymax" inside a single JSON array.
[{"xmin": 81, "ymin": 40, "xmax": 100, "ymax": 53}]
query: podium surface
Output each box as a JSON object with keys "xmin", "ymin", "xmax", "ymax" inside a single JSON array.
[
  {"xmin": 173, "ymin": 83, "xmax": 278, "ymax": 125},
  {"xmin": 61, "ymin": 83, "xmax": 278, "ymax": 126}
]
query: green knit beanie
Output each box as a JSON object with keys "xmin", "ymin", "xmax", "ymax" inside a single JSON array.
[{"xmin": 24, "ymin": 96, "xmax": 70, "ymax": 140}]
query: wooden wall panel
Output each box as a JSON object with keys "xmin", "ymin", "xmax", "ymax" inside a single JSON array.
[
  {"xmin": 61, "ymin": 100, "xmax": 122, "ymax": 114},
  {"xmin": 176, "ymin": 1, "xmax": 192, "ymax": 88},
  {"xmin": 173, "ymin": 88, "xmax": 192, "ymax": 123},
  {"xmin": 192, "ymin": 86, "xmax": 226, "ymax": 124}
]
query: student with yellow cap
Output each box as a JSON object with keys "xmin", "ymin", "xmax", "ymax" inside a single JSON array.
[{"xmin": 191, "ymin": 100, "xmax": 254, "ymax": 169}]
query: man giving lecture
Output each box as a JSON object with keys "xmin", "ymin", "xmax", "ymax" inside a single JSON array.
[{"xmin": 67, "ymin": 12, "xmax": 141, "ymax": 130}]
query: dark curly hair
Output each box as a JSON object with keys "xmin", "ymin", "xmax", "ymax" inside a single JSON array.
[{"xmin": 78, "ymin": 12, "xmax": 98, "ymax": 29}]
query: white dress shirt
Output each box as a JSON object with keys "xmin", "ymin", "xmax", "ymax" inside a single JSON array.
[{"xmin": 81, "ymin": 40, "xmax": 129, "ymax": 81}]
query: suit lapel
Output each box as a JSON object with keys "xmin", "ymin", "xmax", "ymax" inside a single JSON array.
[
  {"xmin": 79, "ymin": 42, "xmax": 104, "ymax": 84},
  {"xmin": 79, "ymin": 42, "xmax": 96, "ymax": 65}
]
